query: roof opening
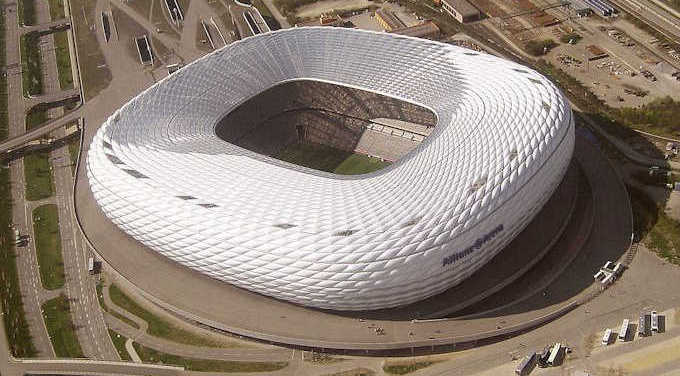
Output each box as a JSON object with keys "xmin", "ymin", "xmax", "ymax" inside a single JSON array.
[{"xmin": 214, "ymin": 80, "xmax": 437, "ymax": 176}]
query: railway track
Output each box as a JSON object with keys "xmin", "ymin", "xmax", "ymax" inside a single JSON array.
[{"xmin": 609, "ymin": 0, "xmax": 680, "ymax": 42}]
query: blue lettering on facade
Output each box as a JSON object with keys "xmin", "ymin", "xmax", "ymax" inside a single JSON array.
[{"xmin": 442, "ymin": 224, "xmax": 504, "ymax": 267}]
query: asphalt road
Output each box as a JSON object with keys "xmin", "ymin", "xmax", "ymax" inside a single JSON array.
[
  {"xmin": 33, "ymin": 0, "xmax": 117, "ymax": 360},
  {"xmin": 2, "ymin": 0, "xmax": 116, "ymax": 361},
  {"xmin": 3, "ymin": 0, "xmax": 56, "ymax": 358}
]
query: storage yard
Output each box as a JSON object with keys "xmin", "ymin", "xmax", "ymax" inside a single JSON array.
[{"xmin": 465, "ymin": 0, "xmax": 680, "ymax": 108}]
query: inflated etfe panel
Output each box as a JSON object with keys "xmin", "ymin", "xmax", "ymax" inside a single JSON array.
[{"xmin": 87, "ymin": 27, "xmax": 574, "ymax": 310}]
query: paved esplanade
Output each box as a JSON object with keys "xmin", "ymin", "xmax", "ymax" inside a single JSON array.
[{"xmin": 87, "ymin": 27, "xmax": 574, "ymax": 311}]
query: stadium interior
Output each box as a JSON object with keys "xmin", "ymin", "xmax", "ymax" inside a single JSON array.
[{"xmin": 214, "ymin": 80, "xmax": 437, "ymax": 173}]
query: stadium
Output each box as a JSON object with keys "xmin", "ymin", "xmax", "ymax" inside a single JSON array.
[{"xmin": 86, "ymin": 27, "xmax": 574, "ymax": 312}]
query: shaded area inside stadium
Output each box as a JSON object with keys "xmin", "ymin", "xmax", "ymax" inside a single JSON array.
[{"xmin": 214, "ymin": 80, "xmax": 436, "ymax": 174}]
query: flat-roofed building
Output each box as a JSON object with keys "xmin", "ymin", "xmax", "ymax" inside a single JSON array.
[
  {"xmin": 390, "ymin": 21, "xmax": 440, "ymax": 40},
  {"xmin": 375, "ymin": 8, "xmax": 406, "ymax": 31},
  {"xmin": 441, "ymin": 0, "xmax": 480, "ymax": 23}
]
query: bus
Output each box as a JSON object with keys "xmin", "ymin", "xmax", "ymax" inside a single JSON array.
[
  {"xmin": 88, "ymin": 257, "xmax": 95, "ymax": 275},
  {"xmin": 619, "ymin": 319, "xmax": 629, "ymax": 341},
  {"xmin": 515, "ymin": 352, "xmax": 537, "ymax": 375},
  {"xmin": 547, "ymin": 343, "xmax": 563, "ymax": 366},
  {"xmin": 638, "ymin": 315, "xmax": 650, "ymax": 337},
  {"xmin": 651, "ymin": 311, "xmax": 659, "ymax": 332},
  {"xmin": 602, "ymin": 328, "xmax": 613, "ymax": 345}
]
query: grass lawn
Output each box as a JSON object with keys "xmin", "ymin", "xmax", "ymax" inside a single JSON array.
[
  {"xmin": 26, "ymin": 106, "xmax": 47, "ymax": 130},
  {"xmin": 628, "ymin": 185, "xmax": 680, "ymax": 265},
  {"xmin": 109, "ymin": 329, "xmax": 132, "ymax": 361},
  {"xmin": 133, "ymin": 342, "xmax": 287, "ymax": 372},
  {"xmin": 53, "ymin": 31, "xmax": 74, "ymax": 89},
  {"xmin": 42, "ymin": 294, "xmax": 84, "ymax": 358},
  {"xmin": 19, "ymin": 0, "xmax": 37, "ymax": 25},
  {"xmin": 33, "ymin": 204, "xmax": 65, "ymax": 290},
  {"xmin": 334, "ymin": 154, "xmax": 390, "ymax": 175},
  {"xmin": 70, "ymin": 0, "xmax": 111, "ymax": 100},
  {"xmin": 646, "ymin": 211, "xmax": 680, "ymax": 264},
  {"xmin": 48, "ymin": 0, "xmax": 66, "ymax": 20},
  {"xmin": 96, "ymin": 282, "xmax": 140, "ymax": 329},
  {"xmin": 20, "ymin": 32, "xmax": 43, "ymax": 97},
  {"xmin": 275, "ymin": 142, "xmax": 390, "ymax": 175},
  {"xmin": 383, "ymin": 362, "xmax": 436, "ymax": 375},
  {"xmin": 615, "ymin": 97, "xmax": 680, "ymax": 140},
  {"xmin": 109, "ymin": 284, "xmax": 229, "ymax": 347},
  {"xmin": 24, "ymin": 151, "xmax": 54, "ymax": 200},
  {"xmin": 68, "ymin": 138, "xmax": 79, "ymax": 175}
]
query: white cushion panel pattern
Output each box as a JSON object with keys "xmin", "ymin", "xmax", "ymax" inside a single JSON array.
[{"xmin": 87, "ymin": 27, "xmax": 574, "ymax": 310}]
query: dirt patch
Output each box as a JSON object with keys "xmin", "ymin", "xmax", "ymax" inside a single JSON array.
[{"xmin": 296, "ymin": 0, "xmax": 374, "ymax": 18}]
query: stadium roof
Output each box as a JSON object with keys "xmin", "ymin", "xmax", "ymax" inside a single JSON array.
[{"xmin": 87, "ymin": 27, "xmax": 574, "ymax": 310}]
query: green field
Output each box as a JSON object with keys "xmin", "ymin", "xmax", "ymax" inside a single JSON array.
[
  {"xmin": 48, "ymin": 0, "xmax": 66, "ymax": 20},
  {"xmin": 33, "ymin": 204, "xmax": 65, "ymax": 290},
  {"xmin": 26, "ymin": 106, "xmax": 47, "ymax": 130},
  {"xmin": 19, "ymin": 0, "xmax": 38, "ymax": 26},
  {"xmin": 275, "ymin": 142, "xmax": 390, "ymax": 175},
  {"xmin": 24, "ymin": 151, "xmax": 54, "ymax": 200},
  {"xmin": 20, "ymin": 32, "xmax": 43, "ymax": 97},
  {"xmin": 53, "ymin": 31, "xmax": 74, "ymax": 89},
  {"xmin": 68, "ymin": 139, "xmax": 80, "ymax": 175},
  {"xmin": 96, "ymin": 282, "xmax": 140, "ymax": 329},
  {"xmin": 109, "ymin": 329, "xmax": 132, "ymax": 361},
  {"xmin": 628, "ymin": 185, "xmax": 680, "ymax": 266},
  {"xmin": 133, "ymin": 342, "xmax": 288, "ymax": 372},
  {"xmin": 109, "ymin": 284, "xmax": 230, "ymax": 347},
  {"xmin": 42, "ymin": 295, "xmax": 84, "ymax": 358},
  {"xmin": 334, "ymin": 154, "xmax": 391, "ymax": 175}
]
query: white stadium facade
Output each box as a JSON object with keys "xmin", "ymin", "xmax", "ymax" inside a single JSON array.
[{"xmin": 86, "ymin": 27, "xmax": 574, "ymax": 311}]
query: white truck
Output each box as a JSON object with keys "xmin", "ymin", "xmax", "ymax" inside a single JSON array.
[
  {"xmin": 602, "ymin": 328, "xmax": 613, "ymax": 345},
  {"xmin": 651, "ymin": 311, "xmax": 659, "ymax": 332},
  {"xmin": 619, "ymin": 319, "xmax": 629, "ymax": 341}
]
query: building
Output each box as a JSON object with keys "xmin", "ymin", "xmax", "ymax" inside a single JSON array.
[
  {"xmin": 569, "ymin": 0, "xmax": 593, "ymax": 17},
  {"xmin": 441, "ymin": 0, "xmax": 481, "ymax": 23},
  {"xmin": 297, "ymin": 13, "xmax": 353, "ymax": 28},
  {"xmin": 390, "ymin": 21, "xmax": 440, "ymax": 39},
  {"xmin": 375, "ymin": 8, "xmax": 406, "ymax": 31},
  {"xmin": 87, "ymin": 28, "xmax": 574, "ymax": 311}
]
